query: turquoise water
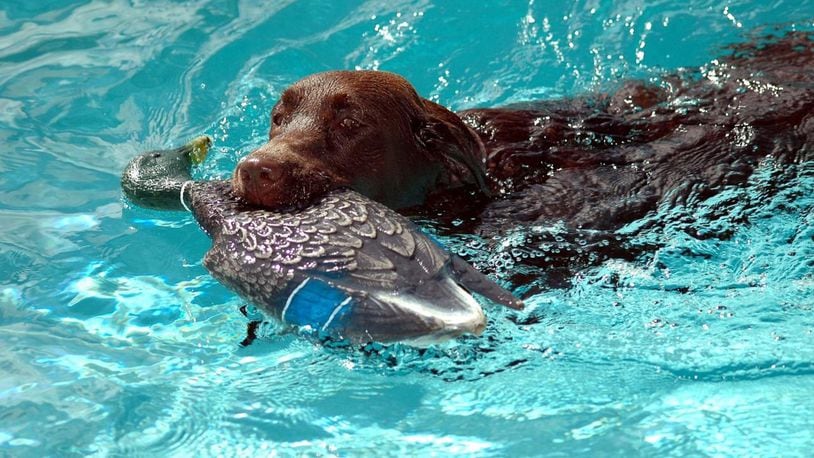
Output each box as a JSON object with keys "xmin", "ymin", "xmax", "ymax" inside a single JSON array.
[{"xmin": 2, "ymin": 1, "xmax": 814, "ymax": 456}]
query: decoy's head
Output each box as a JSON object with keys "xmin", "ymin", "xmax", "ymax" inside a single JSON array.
[{"xmin": 121, "ymin": 136, "xmax": 210, "ymax": 210}]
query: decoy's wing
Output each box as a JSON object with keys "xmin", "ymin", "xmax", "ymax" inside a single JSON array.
[
  {"xmin": 304, "ymin": 191, "xmax": 523, "ymax": 310},
  {"xmin": 299, "ymin": 191, "xmax": 448, "ymax": 291}
]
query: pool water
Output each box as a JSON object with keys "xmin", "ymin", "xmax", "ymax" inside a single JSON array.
[{"xmin": 2, "ymin": 1, "xmax": 814, "ymax": 456}]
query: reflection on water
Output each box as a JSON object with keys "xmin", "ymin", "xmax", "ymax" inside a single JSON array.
[{"xmin": 1, "ymin": 0, "xmax": 814, "ymax": 456}]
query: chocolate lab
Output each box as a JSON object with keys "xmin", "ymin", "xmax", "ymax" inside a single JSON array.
[{"xmin": 233, "ymin": 33, "xmax": 814, "ymax": 284}]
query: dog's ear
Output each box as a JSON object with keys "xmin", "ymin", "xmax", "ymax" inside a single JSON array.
[
  {"xmin": 412, "ymin": 101, "xmax": 447, "ymax": 148},
  {"xmin": 414, "ymin": 99, "xmax": 491, "ymax": 196}
]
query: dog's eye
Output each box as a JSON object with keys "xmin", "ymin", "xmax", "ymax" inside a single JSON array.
[
  {"xmin": 272, "ymin": 112, "xmax": 284, "ymax": 126},
  {"xmin": 339, "ymin": 118, "xmax": 359, "ymax": 130}
]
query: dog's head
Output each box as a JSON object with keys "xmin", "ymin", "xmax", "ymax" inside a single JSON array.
[{"xmin": 232, "ymin": 70, "xmax": 487, "ymax": 210}]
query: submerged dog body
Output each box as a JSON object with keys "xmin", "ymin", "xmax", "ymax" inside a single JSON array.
[{"xmin": 234, "ymin": 33, "xmax": 814, "ymax": 239}]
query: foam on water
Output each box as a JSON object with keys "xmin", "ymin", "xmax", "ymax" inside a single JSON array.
[{"xmin": 1, "ymin": 1, "xmax": 814, "ymax": 456}]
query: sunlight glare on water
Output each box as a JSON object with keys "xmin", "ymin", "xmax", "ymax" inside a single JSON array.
[{"xmin": 1, "ymin": 1, "xmax": 814, "ymax": 456}]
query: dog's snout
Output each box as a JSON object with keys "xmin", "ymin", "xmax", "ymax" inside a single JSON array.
[{"xmin": 235, "ymin": 156, "xmax": 278, "ymax": 191}]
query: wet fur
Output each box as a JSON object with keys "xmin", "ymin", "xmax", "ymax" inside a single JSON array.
[{"xmin": 234, "ymin": 33, "xmax": 814, "ymax": 287}]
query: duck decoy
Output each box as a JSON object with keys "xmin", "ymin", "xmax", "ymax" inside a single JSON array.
[{"xmin": 122, "ymin": 137, "xmax": 523, "ymax": 344}]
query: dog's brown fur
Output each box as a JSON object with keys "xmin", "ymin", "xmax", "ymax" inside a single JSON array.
[{"xmin": 234, "ymin": 33, "xmax": 814, "ymax": 235}]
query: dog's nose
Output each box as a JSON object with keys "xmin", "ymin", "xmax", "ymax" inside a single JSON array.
[{"xmin": 234, "ymin": 156, "xmax": 277, "ymax": 193}]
